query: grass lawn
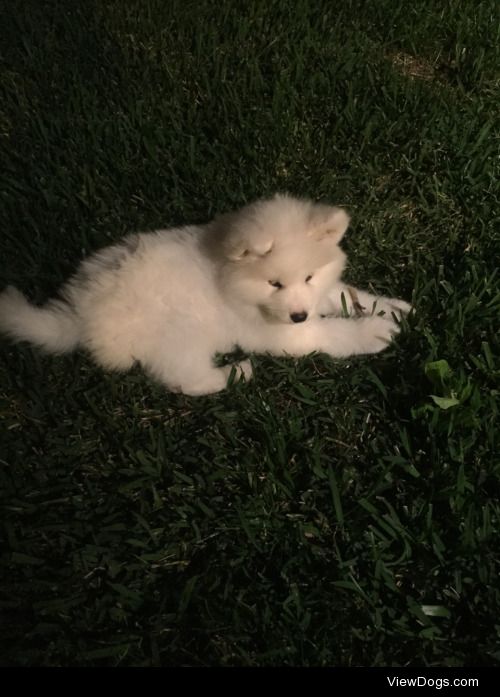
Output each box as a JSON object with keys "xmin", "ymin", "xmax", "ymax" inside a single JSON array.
[{"xmin": 0, "ymin": 0, "xmax": 499, "ymax": 666}]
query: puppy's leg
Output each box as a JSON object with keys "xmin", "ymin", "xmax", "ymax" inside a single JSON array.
[
  {"xmin": 319, "ymin": 283, "xmax": 412, "ymax": 318},
  {"xmin": 146, "ymin": 355, "xmax": 252, "ymax": 396},
  {"xmin": 243, "ymin": 315, "xmax": 400, "ymax": 358},
  {"xmin": 179, "ymin": 363, "xmax": 251, "ymax": 396}
]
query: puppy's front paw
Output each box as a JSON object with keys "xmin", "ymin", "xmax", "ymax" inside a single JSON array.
[
  {"xmin": 359, "ymin": 315, "xmax": 400, "ymax": 354},
  {"xmin": 387, "ymin": 297, "xmax": 412, "ymax": 316},
  {"xmin": 374, "ymin": 296, "xmax": 413, "ymax": 318},
  {"xmin": 235, "ymin": 359, "xmax": 253, "ymax": 382},
  {"xmin": 226, "ymin": 359, "xmax": 253, "ymax": 384}
]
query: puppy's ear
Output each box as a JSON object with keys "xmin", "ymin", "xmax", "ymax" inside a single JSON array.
[
  {"xmin": 225, "ymin": 238, "xmax": 273, "ymax": 262},
  {"xmin": 214, "ymin": 209, "xmax": 274, "ymax": 262},
  {"xmin": 308, "ymin": 205, "xmax": 350, "ymax": 243}
]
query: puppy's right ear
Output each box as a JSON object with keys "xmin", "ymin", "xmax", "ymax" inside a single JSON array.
[
  {"xmin": 214, "ymin": 211, "xmax": 274, "ymax": 262},
  {"xmin": 224, "ymin": 237, "xmax": 274, "ymax": 262},
  {"xmin": 308, "ymin": 206, "xmax": 351, "ymax": 243}
]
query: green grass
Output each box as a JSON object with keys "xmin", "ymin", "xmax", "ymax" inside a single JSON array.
[{"xmin": 1, "ymin": 0, "xmax": 499, "ymax": 666}]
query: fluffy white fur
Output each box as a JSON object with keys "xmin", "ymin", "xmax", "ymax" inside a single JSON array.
[{"xmin": 0, "ymin": 194, "xmax": 411, "ymax": 396}]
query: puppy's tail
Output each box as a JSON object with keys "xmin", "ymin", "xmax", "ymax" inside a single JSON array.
[{"xmin": 0, "ymin": 286, "xmax": 80, "ymax": 354}]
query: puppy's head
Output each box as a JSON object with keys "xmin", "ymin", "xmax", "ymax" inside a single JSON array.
[{"xmin": 212, "ymin": 194, "xmax": 350, "ymax": 324}]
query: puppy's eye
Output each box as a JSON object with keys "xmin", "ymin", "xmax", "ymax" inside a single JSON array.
[
  {"xmin": 305, "ymin": 275, "xmax": 313, "ymax": 283},
  {"xmin": 269, "ymin": 280, "xmax": 283, "ymax": 290}
]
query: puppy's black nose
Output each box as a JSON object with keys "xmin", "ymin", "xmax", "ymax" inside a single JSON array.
[{"xmin": 290, "ymin": 312, "xmax": 308, "ymax": 323}]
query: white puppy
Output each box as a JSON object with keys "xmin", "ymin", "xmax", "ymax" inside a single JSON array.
[{"xmin": 0, "ymin": 194, "xmax": 411, "ymax": 395}]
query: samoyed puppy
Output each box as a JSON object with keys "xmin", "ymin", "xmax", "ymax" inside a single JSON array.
[{"xmin": 0, "ymin": 194, "xmax": 411, "ymax": 395}]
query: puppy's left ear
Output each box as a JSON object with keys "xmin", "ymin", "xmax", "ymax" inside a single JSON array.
[{"xmin": 308, "ymin": 206, "xmax": 350, "ymax": 243}]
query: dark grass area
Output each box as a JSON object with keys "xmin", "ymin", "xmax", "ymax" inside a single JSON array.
[{"xmin": 0, "ymin": 0, "xmax": 499, "ymax": 666}]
